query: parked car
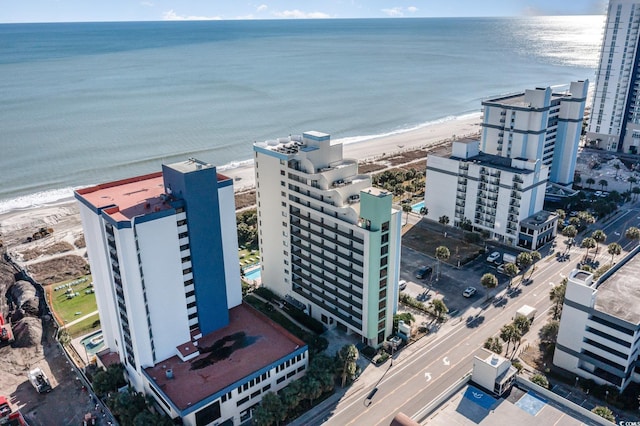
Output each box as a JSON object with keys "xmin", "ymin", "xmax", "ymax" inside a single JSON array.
[
  {"xmin": 416, "ymin": 266, "xmax": 433, "ymax": 279},
  {"xmin": 486, "ymin": 251, "xmax": 501, "ymax": 263},
  {"xmin": 497, "ymin": 264, "xmax": 506, "ymax": 274},
  {"xmin": 398, "ymin": 280, "xmax": 407, "ymax": 291},
  {"xmin": 463, "ymin": 287, "xmax": 477, "ymax": 298}
]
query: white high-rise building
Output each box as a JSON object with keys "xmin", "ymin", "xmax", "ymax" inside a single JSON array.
[
  {"xmin": 481, "ymin": 81, "xmax": 589, "ymax": 187},
  {"xmin": 75, "ymin": 159, "xmax": 308, "ymax": 426},
  {"xmin": 426, "ymin": 140, "xmax": 556, "ymax": 249},
  {"xmin": 587, "ymin": 0, "xmax": 640, "ymax": 153},
  {"xmin": 254, "ymin": 131, "xmax": 402, "ymax": 347}
]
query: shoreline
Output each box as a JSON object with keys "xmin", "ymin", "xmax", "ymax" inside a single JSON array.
[{"xmin": 0, "ymin": 112, "xmax": 481, "ymax": 215}]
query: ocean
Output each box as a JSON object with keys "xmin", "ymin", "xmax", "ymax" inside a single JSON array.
[{"xmin": 0, "ymin": 16, "xmax": 603, "ymax": 212}]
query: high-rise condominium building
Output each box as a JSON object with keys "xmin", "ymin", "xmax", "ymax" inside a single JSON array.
[
  {"xmin": 253, "ymin": 131, "xmax": 402, "ymax": 347},
  {"xmin": 587, "ymin": 0, "xmax": 640, "ymax": 153},
  {"xmin": 425, "ymin": 140, "xmax": 556, "ymax": 249},
  {"xmin": 75, "ymin": 159, "xmax": 308, "ymax": 426},
  {"xmin": 481, "ymin": 80, "xmax": 588, "ymax": 187}
]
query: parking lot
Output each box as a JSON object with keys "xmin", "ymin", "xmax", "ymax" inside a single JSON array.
[{"xmin": 398, "ymin": 234, "xmax": 517, "ymax": 319}]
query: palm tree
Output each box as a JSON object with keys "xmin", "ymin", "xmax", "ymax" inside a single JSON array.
[
  {"xmin": 598, "ymin": 179, "xmax": 608, "ymax": 191},
  {"xmin": 586, "ymin": 177, "xmax": 595, "ymax": 189},
  {"xmin": 337, "ymin": 344, "xmax": 359, "ymax": 387},
  {"xmin": 503, "ymin": 262, "xmax": 519, "ymax": 287},
  {"xmin": 614, "ymin": 162, "xmax": 621, "ymax": 178},
  {"xmin": 402, "ymin": 204, "xmax": 411, "ymax": 225},
  {"xmin": 435, "ymin": 246, "xmax": 450, "ymax": 280},
  {"xmin": 480, "ymin": 273, "xmax": 498, "ymax": 301},
  {"xmin": 555, "ymin": 209, "xmax": 566, "ymax": 220},
  {"xmin": 516, "ymin": 252, "xmax": 532, "ymax": 282},
  {"xmin": 438, "ymin": 215, "xmax": 450, "ymax": 234},
  {"xmin": 549, "ymin": 279, "xmax": 567, "ymax": 320},
  {"xmin": 591, "ymin": 230, "xmax": 607, "ymax": 255},
  {"xmin": 607, "ymin": 242, "xmax": 622, "ymax": 265},
  {"xmin": 562, "ymin": 225, "xmax": 578, "ymax": 250},
  {"xmin": 528, "ymin": 250, "xmax": 541, "ymax": 279},
  {"xmin": 628, "ymin": 176, "xmax": 638, "ymax": 192},
  {"xmin": 581, "ymin": 237, "xmax": 596, "ymax": 261},
  {"xmin": 625, "ymin": 226, "xmax": 640, "ymax": 247},
  {"xmin": 500, "ymin": 323, "xmax": 519, "ymax": 357},
  {"xmin": 419, "ymin": 206, "xmax": 428, "ymax": 216},
  {"xmin": 513, "ymin": 315, "xmax": 531, "ymax": 335},
  {"xmin": 429, "ymin": 299, "xmax": 448, "ymax": 321}
]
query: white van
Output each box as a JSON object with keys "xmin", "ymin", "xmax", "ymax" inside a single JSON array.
[{"xmin": 398, "ymin": 280, "xmax": 407, "ymax": 291}]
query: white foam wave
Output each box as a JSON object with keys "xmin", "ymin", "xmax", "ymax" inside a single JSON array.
[
  {"xmin": 217, "ymin": 158, "xmax": 255, "ymax": 172},
  {"xmin": 0, "ymin": 186, "xmax": 87, "ymax": 215},
  {"xmin": 335, "ymin": 111, "xmax": 482, "ymax": 146}
]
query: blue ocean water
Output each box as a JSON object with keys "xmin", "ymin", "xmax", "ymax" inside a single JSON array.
[{"xmin": 0, "ymin": 16, "xmax": 603, "ymax": 211}]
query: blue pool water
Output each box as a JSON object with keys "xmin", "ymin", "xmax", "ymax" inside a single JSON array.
[
  {"xmin": 411, "ymin": 200, "xmax": 425, "ymax": 213},
  {"xmin": 244, "ymin": 267, "xmax": 261, "ymax": 281}
]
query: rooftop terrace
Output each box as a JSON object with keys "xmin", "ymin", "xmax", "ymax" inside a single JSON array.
[
  {"xmin": 144, "ymin": 303, "xmax": 306, "ymax": 411},
  {"xmin": 595, "ymin": 250, "xmax": 640, "ymax": 324}
]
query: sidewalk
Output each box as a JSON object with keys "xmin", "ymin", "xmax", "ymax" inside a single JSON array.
[{"xmin": 64, "ymin": 310, "xmax": 98, "ymax": 328}]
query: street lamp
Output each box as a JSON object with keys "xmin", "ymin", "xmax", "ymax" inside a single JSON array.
[
  {"xmin": 575, "ymin": 376, "xmax": 579, "ymax": 388},
  {"xmin": 605, "ymin": 390, "xmax": 609, "ymax": 401}
]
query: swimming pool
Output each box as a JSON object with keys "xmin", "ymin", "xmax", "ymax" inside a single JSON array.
[
  {"xmin": 411, "ymin": 200, "xmax": 425, "ymax": 213},
  {"xmin": 244, "ymin": 267, "xmax": 261, "ymax": 281}
]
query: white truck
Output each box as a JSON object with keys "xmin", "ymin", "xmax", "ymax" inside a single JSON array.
[
  {"xmin": 515, "ymin": 305, "xmax": 537, "ymax": 325},
  {"xmin": 28, "ymin": 367, "xmax": 52, "ymax": 393}
]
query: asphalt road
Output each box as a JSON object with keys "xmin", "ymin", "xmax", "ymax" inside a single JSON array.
[{"xmin": 303, "ymin": 201, "xmax": 640, "ymax": 426}]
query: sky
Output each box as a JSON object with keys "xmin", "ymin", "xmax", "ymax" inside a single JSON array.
[{"xmin": 1, "ymin": 0, "xmax": 607, "ymax": 23}]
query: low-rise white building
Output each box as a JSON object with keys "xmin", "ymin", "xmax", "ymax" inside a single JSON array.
[
  {"xmin": 425, "ymin": 139, "xmax": 556, "ymax": 249},
  {"xmin": 472, "ymin": 351, "xmax": 517, "ymax": 396},
  {"xmin": 254, "ymin": 131, "xmax": 402, "ymax": 347},
  {"xmin": 554, "ymin": 260, "xmax": 640, "ymax": 391}
]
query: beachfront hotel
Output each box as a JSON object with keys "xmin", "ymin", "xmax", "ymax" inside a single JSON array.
[
  {"xmin": 75, "ymin": 159, "xmax": 308, "ymax": 426},
  {"xmin": 481, "ymin": 80, "xmax": 589, "ymax": 188},
  {"xmin": 425, "ymin": 139, "xmax": 556, "ymax": 249},
  {"xmin": 554, "ymin": 255, "xmax": 640, "ymax": 391},
  {"xmin": 586, "ymin": 0, "xmax": 640, "ymax": 153},
  {"xmin": 253, "ymin": 131, "xmax": 402, "ymax": 347}
]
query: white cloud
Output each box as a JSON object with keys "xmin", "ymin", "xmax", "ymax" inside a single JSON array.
[
  {"xmin": 162, "ymin": 9, "xmax": 222, "ymax": 20},
  {"xmin": 381, "ymin": 7, "xmax": 403, "ymax": 17},
  {"xmin": 407, "ymin": 6, "xmax": 418, "ymax": 13},
  {"xmin": 140, "ymin": 1, "xmax": 154, "ymax": 6},
  {"xmin": 272, "ymin": 9, "xmax": 331, "ymax": 19},
  {"xmin": 257, "ymin": 4, "xmax": 268, "ymax": 13}
]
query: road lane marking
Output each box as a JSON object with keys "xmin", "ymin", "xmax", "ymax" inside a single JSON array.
[
  {"xmin": 442, "ymin": 357, "xmax": 450, "ymax": 366},
  {"xmin": 424, "ymin": 372, "xmax": 431, "ymax": 382}
]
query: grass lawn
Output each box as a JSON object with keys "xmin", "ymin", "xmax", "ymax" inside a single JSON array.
[
  {"xmin": 67, "ymin": 313, "xmax": 101, "ymax": 338},
  {"xmin": 47, "ymin": 275, "xmax": 97, "ymax": 325},
  {"xmin": 238, "ymin": 247, "xmax": 260, "ymax": 268}
]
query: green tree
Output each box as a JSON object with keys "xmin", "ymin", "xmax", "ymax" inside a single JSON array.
[
  {"xmin": 429, "ymin": 298, "xmax": 448, "ymax": 320},
  {"xmin": 133, "ymin": 411, "xmax": 173, "ymax": 426},
  {"xmin": 402, "ymin": 204, "xmax": 411, "ymax": 225},
  {"xmin": 419, "ymin": 206, "xmax": 428, "ymax": 216},
  {"xmin": 337, "ymin": 344, "xmax": 359, "ymax": 387},
  {"xmin": 484, "ymin": 337, "xmax": 503, "ymax": 354},
  {"xmin": 549, "ymin": 279, "xmax": 567, "ymax": 320},
  {"xmin": 625, "ymin": 226, "xmax": 640, "ymax": 247},
  {"xmin": 300, "ymin": 378, "xmax": 323, "ymax": 405},
  {"xmin": 528, "ymin": 250, "xmax": 542, "ymax": 279},
  {"xmin": 393, "ymin": 312, "xmax": 414, "ymax": 332},
  {"xmin": 499, "ymin": 323, "xmax": 519, "ymax": 356},
  {"xmin": 516, "ymin": 252, "xmax": 532, "ymax": 282},
  {"xmin": 530, "ymin": 374, "xmax": 549, "ymax": 389},
  {"xmin": 585, "ymin": 177, "xmax": 595, "ymax": 189},
  {"xmin": 92, "ymin": 363, "xmax": 126, "ymax": 396},
  {"xmin": 591, "ymin": 406, "xmax": 615, "ymax": 422},
  {"xmin": 503, "ymin": 262, "xmax": 519, "ymax": 287},
  {"xmin": 513, "ymin": 315, "xmax": 531, "ymax": 335},
  {"xmin": 539, "ymin": 320, "xmax": 559, "ymax": 345},
  {"xmin": 58, "ymin": 329, "xmax": 71, "ymax": 346},
  {"xmin": 599, "ymin": 179, "xmax": 608, "ymax": 190},
  {"xmin": 581, "ymin": 237, "xmax": 596, "ymax": 260},
  {"xmin": 480, "ymin": 273, "xmax": 498, "ymax": 300},
  {"xmin": 562, "ymin": 225, "xmax": 578, "ymax": 249},
  {"xmin": 109, "ymin": 390, "xmax": 148, "ymax": 426},
  {"xmin": 435, "ymin": 246, "xmax": 450, "ymax": 280},
  {"xmin": 252, "ymin": 392, "xmax": 282, "ymax": 426},
  {"xmin": 591, "ymin": 229, "xmax": 607, "ymax": 255},
  {"xmin": 607, "ymin": 242, "xmax": 622, "ymax": 265},
  {"xmin": 438, "ymin": 215, "xmax": 450, "ymax": 234}
]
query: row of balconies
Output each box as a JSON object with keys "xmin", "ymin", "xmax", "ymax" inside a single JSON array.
[
  {"xmin": 291, "ymin": 260, "xmax": 364, "ymax": 310},
  {"xmin": 290, "ymin": 219, "xmax": 365, "ymax": 256},
  {"xmin": 291, "ymin": 246, "xmax": 365, "ymax": 292},
  {"xmin": 291, "ymin": 230, "xmax": 364, "ymax": 268},
  {"xmin": 292, "ymin": 277, "xmax": 362, "ymax": 328},
  {"xmin": 289, "ymin": 209, "xmax": 364, "ymax": 244}
]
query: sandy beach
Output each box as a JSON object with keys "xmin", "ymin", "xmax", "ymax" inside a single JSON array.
[
  {"xmin": 221, "ymin": 114, "xmax": 481, "ymax": 192},
  {"xmin": 0, "ymin": 114, "xmax": 480, "ymax": 250}
]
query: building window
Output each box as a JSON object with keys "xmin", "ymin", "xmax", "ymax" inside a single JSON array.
[{"xmin": 381, "ymin": 221, "xmax": 389, "ymax": 232}]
